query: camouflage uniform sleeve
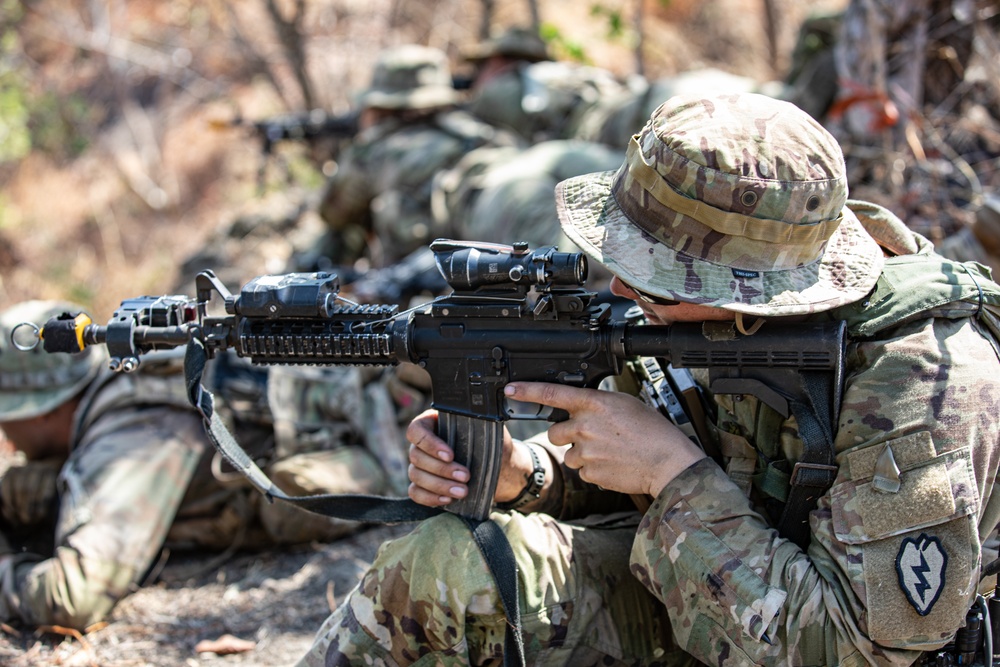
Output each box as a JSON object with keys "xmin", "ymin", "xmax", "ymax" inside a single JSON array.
[
  {"xmin": 0, "ymin": 406, "xmax": 206, "ymax": 629},
  {"xmin": 630, "ymin": 315, "xmax": 1000, "ymax": 665}
]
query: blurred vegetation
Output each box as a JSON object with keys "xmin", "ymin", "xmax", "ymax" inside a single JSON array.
[
  {"xmin": 0, "ymin": 2, "xmax": 30, "ymax": 164},
  {"xmin": 0, "ymin": 3, "xmax": 96, "ymax": 164}
]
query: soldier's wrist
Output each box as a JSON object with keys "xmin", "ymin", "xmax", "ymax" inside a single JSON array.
[{"xmin": 496, "ymin": 442, "xmax": 546, "ymax": 511}]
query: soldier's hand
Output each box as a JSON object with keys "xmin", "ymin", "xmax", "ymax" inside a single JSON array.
[
  {"xmin": 0, "ymin": 458, "xmax": 63, "ymax": 527},
  {"xmin": 503, "ymin": 382, "xmax": 706, "ymax": 497},
  {"xmin": 405, "ymin": 409, "xmax": 523, "ymax": 508}
]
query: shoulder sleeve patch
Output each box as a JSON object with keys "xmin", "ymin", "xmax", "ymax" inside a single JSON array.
[{"xmin": 895, "ymin": 533, "xmax": 948, "ymax": 616}]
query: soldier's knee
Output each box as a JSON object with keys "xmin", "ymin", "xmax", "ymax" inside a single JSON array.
[{"xmin": 362, "ymin": 513, "xmax": 503, "ymax": 606}]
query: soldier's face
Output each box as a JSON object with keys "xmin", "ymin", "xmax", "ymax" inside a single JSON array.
[
  {"xmin": 609, "ymin": 276, "xmax": 735, "ymax": 325},
  {"xmin": 0, "ymin": 404, "xmax": 74, "ymax": 461}
]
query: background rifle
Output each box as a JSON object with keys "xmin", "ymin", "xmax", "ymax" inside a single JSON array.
[
  {"xmin": 22, "ymin": 239, "xmax": 847, "ymax": 522},
  {"xmin": 213, "ymin": 109, "xmax": 359, "ymax": 192},
  {"xmin": 318, "ymin": 246, "xmax": 449, "ymax": 306}
]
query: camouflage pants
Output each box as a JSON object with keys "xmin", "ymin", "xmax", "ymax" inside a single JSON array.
[
  {"xmin": 259, "ymin": 447, "xmax": 390, "ymax": 544},
  {"xmin": 168, "ymin": 447, "xmax": 390, "ymax": 551},
  {"xmin": 296, "ymin": 510, "xmax": 698, "ymax": 666}
]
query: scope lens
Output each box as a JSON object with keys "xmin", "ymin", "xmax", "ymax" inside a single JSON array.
[{"xmin": 545, "ymin": 252, "xmax": 587, "ymax": 285}]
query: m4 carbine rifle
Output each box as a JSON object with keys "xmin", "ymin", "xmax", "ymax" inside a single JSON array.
[{"xmin": 22, "ymin": 239, "xmax": 847, "ymax": 524}]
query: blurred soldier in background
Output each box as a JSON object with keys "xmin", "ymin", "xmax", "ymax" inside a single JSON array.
[
  {"xmin": 779, "ymin": 10, "xmax": 842, "ymax": 122},
  {"xmin": 431, "ymin": 138, "xmax": 624, "ymax": 289},
  {"xmin": 316, "ymin": 44, "xmax": 521, "ymax": 270},
  {"xmin": 461, "ymin": 26, "xmax": 630, "ymax": 144},
  {"xmin": 572, "ymin": 67, "xmax": 773, "ymax": 149},
  {"xmin": 0, "ymin": 300, "xmax": 421, "ymax": 630}
]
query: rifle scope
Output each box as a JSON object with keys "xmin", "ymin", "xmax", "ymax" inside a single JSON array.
[{"xmin": 430, "ymin": 239, "xmax": 586, "ymax": 291}]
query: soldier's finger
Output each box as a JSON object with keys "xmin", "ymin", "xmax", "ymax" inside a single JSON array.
[
  {"xmin": 545, "ymin": 418, "xmax": 583, "ymax": 447},
  {"xmin": 405, "ymin": 409, "xmax": 453, "ymax": 462},
  {"xmin": 408, "ymin": 442, "xmax": 469, "ymax": 482},
  {"xmin": 408, "ymin": 465, "xmax": 468, "ymax": 506},
  {"xmin": 561, "ymin": 443, "xmax": 582, "ymax": 469},
  {"xmin": 504, "ymin": 382, "xmax": 595, "ymax": 414}
]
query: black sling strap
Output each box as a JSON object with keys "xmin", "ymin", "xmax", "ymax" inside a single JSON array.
[
  {"xmin": 184, "ymin": 339, "xmax": 526, "ymax": 666},
  {"xmin": 778, "ymin": 370, "xmax": 839, "ymax": 549},
  {"xmin": 460, "ymin": 517, "xmax": 526, "ymax": 667}
]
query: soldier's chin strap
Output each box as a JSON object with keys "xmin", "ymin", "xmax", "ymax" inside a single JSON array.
[{"xmin": 183, "ymin": 338, "xmax": 526, "ymax": 667}]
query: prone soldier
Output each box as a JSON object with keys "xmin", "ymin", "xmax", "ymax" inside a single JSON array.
[{"xmin": 0, "ymin": 299, "xmax": 422, "ymax": 630}]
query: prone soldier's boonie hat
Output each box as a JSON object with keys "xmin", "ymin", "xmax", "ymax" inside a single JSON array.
[
  {"xmin": 0, "ymin": 300, "xmax": 107, "ymax": 421},
  {"xmin": 556, "ymin": 92, "xmax": 885, "ymax": 316},
  {"xmin": 462, "ymin": 26, "xmax": 551, "ymax": 63},
  {"xmin": 358, "ymin": 44, "xmax": 462, "ymax": 111}
]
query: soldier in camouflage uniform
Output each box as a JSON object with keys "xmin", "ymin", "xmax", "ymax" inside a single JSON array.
[
  {"xmin": 0, "ymin": 300, "xmax": 415, "ymax": 630},
  {"xmin": 317, "ymin": 44, "xmax": 520, "ymax": 269},
  {"xmin": 298, "ymin": 92, "xmax": 1000, "ymax": 666},
  {"xmin": 461, "ymin": 26, "xmax": 629, "ymax": 144},
  {"xmin": 570, "ymin": 67, "xmax": 774, "ymax": 150}
]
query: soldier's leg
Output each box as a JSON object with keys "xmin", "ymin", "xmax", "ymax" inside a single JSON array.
[
  {"xmin": 259, "ymin": 447, "xmax": 389, "ymax": 544},
  {"xmin": 296, "ymin": 510, "xmax": 688, "ymax": 667}
]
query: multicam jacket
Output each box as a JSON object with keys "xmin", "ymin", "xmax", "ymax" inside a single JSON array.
[{"xmin": 0, "ymin": 352, "xmax": 209, "ymax": 629}]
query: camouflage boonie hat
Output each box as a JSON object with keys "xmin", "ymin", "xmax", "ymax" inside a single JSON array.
[
  {"xmin": 462, "ymin": 26, "xmax": 551, "ymax": 63},
  {"xmin": 358, "ymin": 45, "xmax": 461, "ymax": 111},
  {"xmin": 0, "ymin": 300, "xmax": 107, "ymax": 421},
  {"xmin": 556, "ymin": 92, "xmax": 885, "ymax": 316}
]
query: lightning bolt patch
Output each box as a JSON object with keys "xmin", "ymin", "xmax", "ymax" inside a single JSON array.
[{"xmin": 895, "ymin": 533, "xmax": 948, "ymax": 616}]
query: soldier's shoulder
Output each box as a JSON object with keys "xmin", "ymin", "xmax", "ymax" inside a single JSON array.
[{"xmin": 434, "ymin": 108, "xmax": 522, "ymax": 147}]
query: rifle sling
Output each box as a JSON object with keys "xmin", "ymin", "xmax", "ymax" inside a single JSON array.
[
  {"xmin": 779, "ymin": 371, "xmax": 838, "ymax": 549},
  {"xmin": 183, "ymin": 339, "xmax": 527, "ymax": 667}
]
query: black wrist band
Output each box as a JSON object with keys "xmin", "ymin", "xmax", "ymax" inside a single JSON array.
[{"xmin": 496, "ymin": 443, "xmax": 546, "ymax": 511}]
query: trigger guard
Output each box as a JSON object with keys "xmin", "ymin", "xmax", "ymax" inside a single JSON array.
[{"xmin": 503, "ymin": 397, "xmax": 556, "ymax": 420}]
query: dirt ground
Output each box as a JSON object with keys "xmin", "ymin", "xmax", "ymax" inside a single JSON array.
[{"xmin": 0, "ymin": 523, "xmax": 413, "ymax": 667}]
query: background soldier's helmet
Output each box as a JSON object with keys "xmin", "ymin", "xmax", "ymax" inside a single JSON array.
[
  {"xmin": 0, "ymin": 300, "xmax": 107, "ymax": 421},
  {"xmin": 357, "ymin": 44, "xmax": 462, "ymax": 111},
  {"xmin": 462, "ymin": 26, "xmax": 551, "ymax": 63}
]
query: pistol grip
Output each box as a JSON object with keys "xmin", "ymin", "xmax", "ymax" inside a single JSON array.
[{"xmin": 438, "ymin": 412, "xmax": 504, "ymax": 521}]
